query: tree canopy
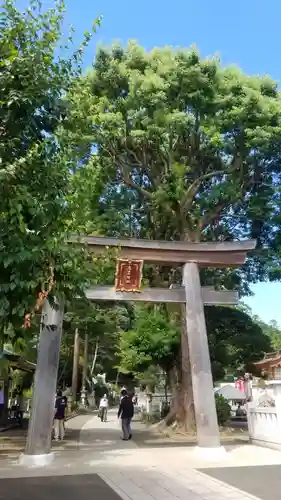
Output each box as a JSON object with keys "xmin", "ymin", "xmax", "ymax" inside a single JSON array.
[
  {"xmin": 68, "ymin": 42, "xmax": 281, "ymax": 291},
  {"xmin": 118, "ymin": 305, "xmax": 272, "ymax": 384},
  {"xmin": 0, "ymin": 0, "xmax": 104, "ymax": 334}
]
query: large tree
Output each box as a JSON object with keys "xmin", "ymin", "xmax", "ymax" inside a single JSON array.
[
  {"xmin": 67, "ymin": 42, "xmax": 281, "ymax": 427},
  {"xmin": 69, "ymin": 42, "xmax": 281, "ymax": 251}
]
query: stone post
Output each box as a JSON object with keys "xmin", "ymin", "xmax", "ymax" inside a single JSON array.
[
  {"xmin": 21, "ymin": 296, "xmax": 64, "ymax": 466},
  {"xmin": 182, "ymin": 262, "xmax": 221, "ymax": 451}
]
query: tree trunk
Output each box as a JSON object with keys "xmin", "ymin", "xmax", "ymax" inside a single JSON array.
[
  {"xmin": 176, "ymin": 304, "xmax": 195, "ymax": 430},
  {"xmin": 82, "ymin": 333, "xmax": 88, "ymax": 389},
  {"xmin": 153, "ymin": 366, "xmax": 177, "ymax": 430},
  {"xmin": 91, "ymin": 338, "xmax": 99, "ymax": 376},
  {"xmin": 0, "ymin": 334, "xmax": 8, "ymax": 426},
  {"xmin": 161, "ymin": 339, "xmax": 195, "ymax": 432},
  {"xmin": 157, "ymin": 305, "xmax": 195, "ymax": 432},
  {"xmin": 71, "ymin": 328, "xmax": 80, "ymax": 402}
]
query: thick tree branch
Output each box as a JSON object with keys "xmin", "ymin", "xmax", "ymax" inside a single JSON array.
[
  {"xmin": 197, "ymin": 202, "xmax": 226, "ymax": 234},
  {"xmin": 118, "ymin": 159, "xmax": 152, "ymax": 199},
  {"xmin": 180, "ymin": 170, "xmax": 225, "ymax": 213},
  {"xmin": 122, "ymin": 172, "xmax": 153, "ymax": 199},
  {"xmin": 180, "ymin": 159, "xmax": 245, "ymax": 214}
]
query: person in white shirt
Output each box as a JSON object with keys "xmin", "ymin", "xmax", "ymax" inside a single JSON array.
[{"xmin": 99, "ymin": 394, "xmax": 108, "ymax": 422}]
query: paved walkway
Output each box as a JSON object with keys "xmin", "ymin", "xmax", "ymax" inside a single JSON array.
[
  {"xmin": 0, "ymin": 413, "xmax": 92, "ymax": 461},
  {"xmin": 1, "ymin": 410, "xmax": 281, "ymax": 500}
]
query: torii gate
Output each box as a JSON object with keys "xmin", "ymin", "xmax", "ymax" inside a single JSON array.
[{"xmin": 21, "ymin": 236, "xmax": 255, "ymax": 465}]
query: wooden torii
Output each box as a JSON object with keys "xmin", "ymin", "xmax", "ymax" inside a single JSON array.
[{"xmin": 23, "ymin": 236, "xmax": 255, "ymax": 464}]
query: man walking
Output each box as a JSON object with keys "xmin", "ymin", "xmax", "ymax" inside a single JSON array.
[
  {"xmin": 62, "ymin": 394, "xmax": 68, "ymax": 432},
  {"xmin": 54, "ymin": 390, "xmax": 67, "ymax": 441},
  {"xmin": 99, "ymin": 394, "xmax": 109, "ymax": 422},
  {"xmin": 118, "ymin": 389, "xmax": 134, "ymax": 441}
]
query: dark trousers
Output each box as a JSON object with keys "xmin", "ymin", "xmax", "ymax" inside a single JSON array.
[
  {"xmin": 121, "ymin": 418, "xmax": 132, "ymax": 440},
  {"xmin": 100, "ymin": 407, "xmax": 107, "ymax": 422}
]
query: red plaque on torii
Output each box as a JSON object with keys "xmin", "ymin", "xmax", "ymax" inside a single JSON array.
[{"xmin": 115, "ymin": 259, "xmax": 143, "ymax": 292}]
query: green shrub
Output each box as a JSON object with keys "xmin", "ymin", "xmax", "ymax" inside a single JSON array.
[
  {"xmin": 23, "ymin": 387, "xmax": 33, "ymax": 399},
  {"xmin": 215, "ymin": 394, "xmax": 231, "ymax": 426}
]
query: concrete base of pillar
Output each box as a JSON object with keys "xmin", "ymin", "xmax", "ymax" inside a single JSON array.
[
  {"xmin": 193, "ymin": 446, "xmax": 227, "ymax": 461},
  {"xmin": 19, "ymin": 452, "xmax": 55, "ymax": 468}
]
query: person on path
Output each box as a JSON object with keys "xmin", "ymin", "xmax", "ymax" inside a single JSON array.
[
  {"xmin": 120, "ymin": 387, "xmax": 126, "ymax": 400},
  {"xmin": 54, "ymin": 390, "xmax": 67, "ymax": 441},
  {"xmin": 16, "ymin": 389, "xmax": 25, "ymax": 427},
  {"xmin": 62, "ymin": 394, "xmax": 68, "ymax": 431},
  {"xmin": 118, "ymin": 389, "xmax": 134, "ymax": 441},
  {"xmin": 99, "ymin": 394, "xmax": 108, "ymax": 422}
]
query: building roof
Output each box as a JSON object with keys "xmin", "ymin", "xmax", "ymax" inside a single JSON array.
[
  {"xmin": 253, "ymin": 351, "xmax": 281, "ymax": 369},
  {"xmin": 0, "ymin": 350, "xmax": 36, "ymax": 373},
  {"xmin": 215, "ymin": 384, "xmax": 246, "ymax": 400}
]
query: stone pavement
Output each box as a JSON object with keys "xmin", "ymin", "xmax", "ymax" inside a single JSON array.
[
  {"xmin": 1, "ymin": 409, "xmax": 281, "ymax": 500},
  {"xmin": 0, "ymin": 413, "xmax": 92, "ymax": 461}
]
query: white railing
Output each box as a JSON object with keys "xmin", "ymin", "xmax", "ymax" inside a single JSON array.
[{"xmin": 248, "ymin": 405, "xmax": 281, "ymax": 448}]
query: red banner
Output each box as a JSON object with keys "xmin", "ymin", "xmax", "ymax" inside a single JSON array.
[
  {"xmin": 115, "ymin": 259, "xmax": 143, "ymax": 292},
  {"xmin": 235, "ymin": 378, "xmax": 246, "ymax": 393}
]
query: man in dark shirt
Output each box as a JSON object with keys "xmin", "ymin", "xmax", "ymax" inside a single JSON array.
[
  {"xmin": 118, "ymin": 389, "xmax": 134, "ymax": 441},
  {"xmin": 54, "ymin": 390, "xmax": 67, "ymax": 441}
]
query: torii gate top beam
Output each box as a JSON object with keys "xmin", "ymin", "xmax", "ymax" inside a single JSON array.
[{"xmin": 71, "ymin": 235, "xmax": 256, "ymax": 267}]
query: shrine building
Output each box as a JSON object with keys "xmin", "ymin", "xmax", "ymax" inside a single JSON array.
[{"xmin": 253, "ymin": 351, "xmax": 281, "ymax": 380}]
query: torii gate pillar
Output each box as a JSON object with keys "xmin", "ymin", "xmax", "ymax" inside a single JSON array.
[{"xmin": 183, "ymin": 263, "xmax": 221, "ymax": 452}]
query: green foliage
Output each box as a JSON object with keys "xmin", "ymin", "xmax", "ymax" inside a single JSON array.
[
  {"xmin": 239, "ymin": 303, "xmax": 281, "ymax": 352},
  {"xmin": 23, "ymin": 387, "xmax": 33, "ymax": 399},
  {"xmin": 93, "ymin": 376, "xmax": 108, "ymax": 400},
  {"xmin": 68, "ymin": 42, "xmax": 281, "ymax": 291},
  {"xmin": 118, "ymin": 305, "xmax": 272, "ymax": 382},
  {"xmin": 215, "ymin": 394, "xmax": 231, "ymax": 426},
  {"xmin": 206, "ymin": 306, "xmax": 272, "ymax": 379},
  {"xmin": 118, "ymin": 306, "xmax": 180, "ymax": 375},
  {"xmin": 58, "ymin": 299, "xmax": 131, "ymax": 386},
  {"xmin": 255, "ymin": 319, "xmax": 281, "ymax": 351},
  {"xmin": 0, "ymin": 0, "xmax": 102, "ymax": 331},
  {"xmin": 137, "ymin": 365, "xmax": 163, "ymax": 392}
]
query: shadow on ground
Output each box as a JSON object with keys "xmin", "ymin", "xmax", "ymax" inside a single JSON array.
[
  {"xmin": 0, "ymin": 473, "xmax": 122, "ymax": 500},
  {"xmin": 200, "ymin": 465, "xmax": 281, "ymax": 500}
]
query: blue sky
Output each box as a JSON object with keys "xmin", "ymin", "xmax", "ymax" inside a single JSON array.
[
  {"xmin": 65, "ymin": 0, "xmax": 281, "ymax": 81},
  {"xmin": 45, "ymin": 0, "xmax": 281, "ymax": 324}
]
